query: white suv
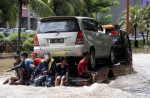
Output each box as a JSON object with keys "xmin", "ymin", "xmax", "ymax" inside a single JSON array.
[{"xmin": 34, "ymin": 16, "xmax": 114, "ymax": 69}]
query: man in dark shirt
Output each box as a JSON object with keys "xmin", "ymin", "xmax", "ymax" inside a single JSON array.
[
  {"xmin": 55, "ymin": 57, "xmax": 69, "ymax": 86},
  {"xmin": 33, "ymin": 52, "xmax": 56, "ymax": 87},
  {"xmin": 3, "ymin": 54, "xmax": 29, "ymax": 85}
]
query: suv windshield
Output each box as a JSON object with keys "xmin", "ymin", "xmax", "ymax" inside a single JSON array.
[{"xmin": 38, "ymin": 19, "xmax": 80, "ymax": 33}]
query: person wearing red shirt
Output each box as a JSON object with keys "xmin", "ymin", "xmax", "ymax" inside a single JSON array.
[
  {"xmin": 78, "ymin": 51, "xmax": 97, "ymax": 83},
  {"xmin": 30, "ymin": 52, "xmax": 42, "ymax": 70}
]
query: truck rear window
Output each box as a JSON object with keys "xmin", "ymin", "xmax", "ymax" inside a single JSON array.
[{"xmin": 38, "ymin": 19, "xmax": 80, "ymax": 33}]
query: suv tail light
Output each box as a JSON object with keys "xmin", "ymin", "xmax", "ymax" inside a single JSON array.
[
  {"xmin": 75, "ymin": 30, "xmax": 84, "ymax": 45},
  {"xmin": 34, "ymin": 33, "xmax": 39, "ymax": 46},
  {"xmin": 111, "ymin": 31, "xmax": 119, "ymax": 35}
]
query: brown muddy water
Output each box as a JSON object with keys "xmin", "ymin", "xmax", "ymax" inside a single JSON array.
[{"xmin": 0, "ymin": 54, "xmax": 149, "ymax": 98}]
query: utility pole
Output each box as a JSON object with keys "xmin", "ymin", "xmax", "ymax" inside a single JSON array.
[
  {"xmin": 27, "ymin": 5, "xmax": 30, "ymax": 30},
  {"xmin": 126, "ymin": 0, "xmax": 129, "ymax": 35}
]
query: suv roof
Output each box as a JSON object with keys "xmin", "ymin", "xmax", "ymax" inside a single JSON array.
[{"xmin": 40, "ymin": 16, "xmax": 94, "ymax": 22}]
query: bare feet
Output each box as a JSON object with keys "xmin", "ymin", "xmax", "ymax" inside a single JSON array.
[
  {"xmin": 3, "ymin": 79, "xmax": 9, "ymax": 85},
  {"xmin": 15, "ymin": 79, "xmax": 23, "ymax": 85}
]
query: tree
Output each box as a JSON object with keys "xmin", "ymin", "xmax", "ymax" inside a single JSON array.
[
  {"xmin": 83, "ymin": 0, "xmax": 119, "ymax": 24},
  {"xmin": 30, "ymin": 0, "xmax": 54, "ymax": 17},
  {"xmin": 119, "ymin": 5, "xmax": 142, "ymax": 34},
  {"xmin": 0, "ymin": 9, "xmax": 2, "ymax": 22},
  {"xmin": 140, "ymin": 5, "xmax": 150, "ymax": 44},
  {"xmin": 119, "ymin": 5, "xmax": 150, "ymax": 45},
  {"xmin": 0, "ymin": 0, "xmax": 18, "ymax": 27},
  {"xmin": 119, "ymin": 5, "xmax": 143, "ymax": 47},
  {"xmin": 30, "ymin": 0, "xmax": 85, "ymax": 17}
]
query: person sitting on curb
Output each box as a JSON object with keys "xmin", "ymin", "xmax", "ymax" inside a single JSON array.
[
  {"xmin": 55, "ymin": 57, "xmax": 69, "ymax": 86},
  {"xmin": 22, "ymin": 52, "xmax": 33, "ymax": 79},
  {"xmin": 3, "ymin": 53, "xmax": 30, "ymax": 85},
  {"xmin": 3, "ymin": 55, "xmax": 22, "ymax": 85},
  {"xmin": 32, "ymin": 52, "xmax": 56, "ymax": 87},
  {"xmin": 78, "ymin": 51, "xmax": 97, "ymax": 83},
  {"xmin": 30, "ymin": 52, "xmax": 42, "ymax": 71}
]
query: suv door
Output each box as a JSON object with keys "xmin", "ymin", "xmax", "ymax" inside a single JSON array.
[
  {"xmin": 92, "ymin": 20, "xmax": 112, "ymax": 57},
  {"xmin": 82, "ymin": 19, "xmax": 104, "ymax": 57}
]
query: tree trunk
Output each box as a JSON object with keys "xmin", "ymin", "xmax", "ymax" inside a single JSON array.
[
  {"xmin": 17, "ymin": 0, "xmax": 22, "ymax": 55},
  {"xmin": 134, "ymin": 26, "xmax": 137, "ymax": 41},
  {"xmin": 53, "ymin": 2, "xmax": 58, "ymax": 15},
  {"xmin": 134, "ymin": 23, "xmax": 138, "ymax": 48},
  {"xmin": 141, "ymin": 32, "xmax": 145, "ymax": 45}
]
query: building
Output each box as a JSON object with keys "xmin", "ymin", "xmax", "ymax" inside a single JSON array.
[{"xmin": 20, "ymin": 5, "xmax": 37, "ymax": 30}]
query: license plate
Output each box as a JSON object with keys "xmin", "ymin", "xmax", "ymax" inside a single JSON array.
[{"xmin": 50, "ymin": 38, "xmax": 64, "ymax": 43}]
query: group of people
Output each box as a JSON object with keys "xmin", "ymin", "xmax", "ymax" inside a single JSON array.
[{"xmin": 3, "ymin": 51, "xmax": 97, "ymax": 87}]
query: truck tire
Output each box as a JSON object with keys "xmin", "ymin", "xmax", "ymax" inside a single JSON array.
[{"xmin": 107, "ymin": 49, "xmax": 116, "ymax": 66}]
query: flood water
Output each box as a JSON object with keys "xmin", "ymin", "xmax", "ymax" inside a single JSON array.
[{"xmin": 0, "ymin": 54, "xmax": 149, "ymax": 98}]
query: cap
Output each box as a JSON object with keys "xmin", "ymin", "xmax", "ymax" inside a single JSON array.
[{"xmin": 31, "ymin": 52, "xmax": 38, "ymax": 56}]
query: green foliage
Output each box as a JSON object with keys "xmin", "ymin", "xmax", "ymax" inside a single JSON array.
[
  {"xmin": 23, "ymin": 32, "xmax": 35, "ymax": 53},
  {"xmin": 27, "ymin": 32, "xmax": 35, "ymax": 38},
  {"xmin": 119, "ymin": 5, "xmax": 142, "ymax": 34},
  {"xmin": 0, "ymin": 9, "xmax": 2, "ymax": 21},
  {"xmin": 98, "ymin": 14, "xmax": 113, "ymax": 25},
  {"xmin": 82, "ymin": 0, "xmax": 119, "ymax": 24},
  {"xmin": 0, "ymin": 0, "xmax": 18, "ymax": 27},
  {"xmin": 0, "ymin": 33, "xmax": 4, "ymax": 38},
  {"xmin": 8, "ymin": 33, "xmax": 27, "ymax": 42},
  {"xmin": 119, "ymin": 5, "xmax": 150, "ymax": 46},
  {"xmin": 22, "ymin": 38, "xmax": 34, "ymax": 53},
  {"xmin": 0, "ymin": 0, "xmax": 119, "ymax": 26},
  {"xmin": 119, "ymin": 5, "xmax": 150, "ymax": 34},
  {"xmin": 0, "ymin": 33, "xmax": 4, "ymax": 43},
  {"xmin": 30, "ymin": 0, "xmax": 85, "ymax": 16}
]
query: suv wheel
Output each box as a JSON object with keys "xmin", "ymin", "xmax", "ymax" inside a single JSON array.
[{"xmin": 89, "ymin": 49, "xmax": 96, "ymax": 70}]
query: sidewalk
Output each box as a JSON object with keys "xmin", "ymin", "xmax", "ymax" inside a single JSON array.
[{"xmin": 0, "ymin": 53, "xmax": 14, "ymax": 59}]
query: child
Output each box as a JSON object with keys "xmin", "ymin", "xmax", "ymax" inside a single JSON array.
[{"xmin": 55, "ymin": 57, "xmax": 69, "ymax": 86}]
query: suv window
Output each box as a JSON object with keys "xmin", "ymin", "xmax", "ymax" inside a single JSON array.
[
  {"xmin": 82, "ymin": 19, "xmax": 98, "ymax": 31},
  {"xmin": 38, "ymin": 19, "xmax": 79, "ymax": 33}
]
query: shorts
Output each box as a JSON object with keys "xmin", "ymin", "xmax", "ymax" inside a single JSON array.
[
  {"xmin": 23, "ymin": 72, "xmax": 30, "ymax": 81},
  {"xmin": 56, "ymin": 75, "xmax": 66, "ymax": 80},
  {"xmin": 80, "ymin": 72, "xmax": 92, "ymax": 79}
]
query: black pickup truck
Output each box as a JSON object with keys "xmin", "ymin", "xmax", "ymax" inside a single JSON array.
[{"xmin": 68, "ymin": 27, "xmax": 133, "ymax": 86}]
